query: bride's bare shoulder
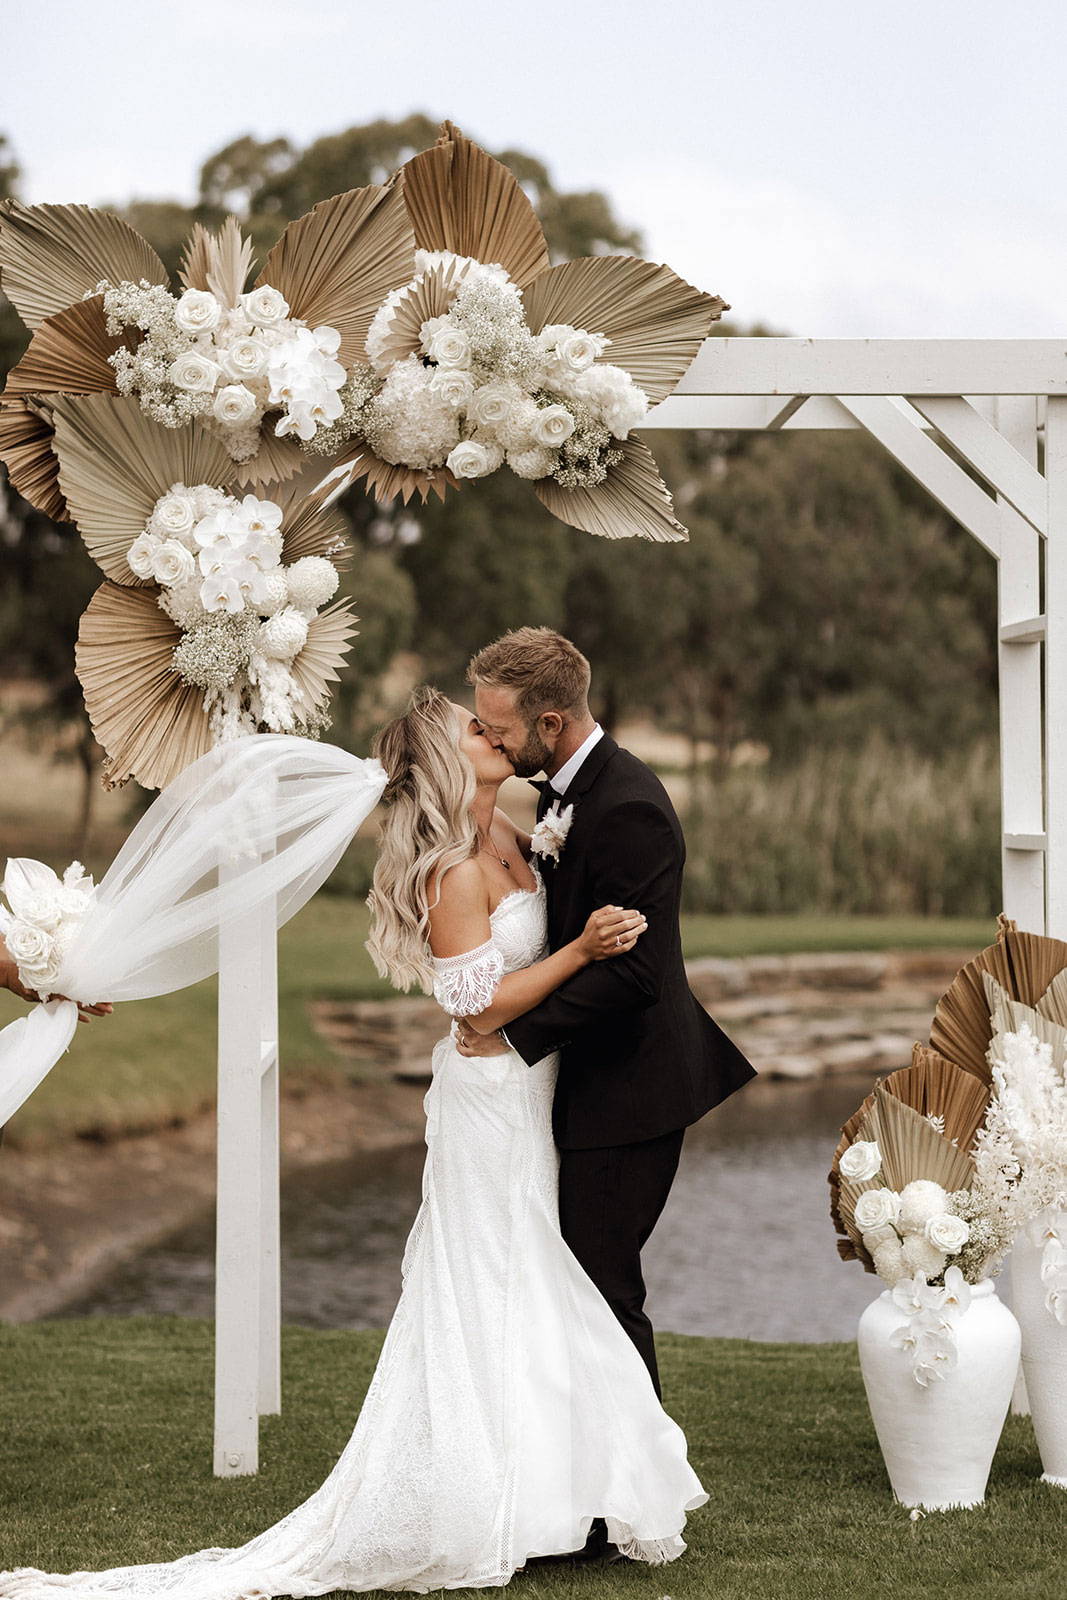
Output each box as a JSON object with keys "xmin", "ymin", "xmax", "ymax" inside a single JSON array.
[{"xmin": 426, "ymin": 858, "xmax": 493, "ymax": 956}]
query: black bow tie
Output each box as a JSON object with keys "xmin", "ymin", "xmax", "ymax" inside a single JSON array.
[{"xmin": 528, "ymin": 779, "xmax": 554, "ymax": 796}]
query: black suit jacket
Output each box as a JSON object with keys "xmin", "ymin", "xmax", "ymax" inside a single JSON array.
[{"xmin": 505, "ymin": 735, "xmax": 758, "ymax": 1150}]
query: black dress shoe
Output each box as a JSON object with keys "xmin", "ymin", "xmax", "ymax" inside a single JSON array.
[{"xmin": 520, "ymin": 1518, "xmax": 609, "ymax": 1567}]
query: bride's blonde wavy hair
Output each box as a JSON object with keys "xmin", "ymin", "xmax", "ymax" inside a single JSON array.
[{"xmin": 365, "ymin": 685, "xmax": 478, "ymax": 992}]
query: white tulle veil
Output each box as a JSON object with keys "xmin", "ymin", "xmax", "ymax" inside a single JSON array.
[{"xmin": 0, "ymin": 735, "xmax": 387, "ymax": 1128}]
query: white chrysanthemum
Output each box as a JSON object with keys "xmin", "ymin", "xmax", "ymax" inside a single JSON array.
[
  {"xmin": 285, "ymin": 556, "xmax": 339, "ymax": 614},
  {"xmin": 507, "ymin": 446, "xmax": 556, "ymax": 480},
  {"xmin": 897, "ymin": 1179, "xmax": 951, "ymax": 1235},
  {"xmin": 257, "ymin": 606, "xmax": 309, "ymax": 662},
  {"xmin": 901, "ymin": 1231, "xmax": 948, "ymax": 1278},
  {"xmin": 871, "ymin": 1237, "xmax": 908, "ymax": 1287},
  {"xmin": 253, "ymin": 571, "xmax": 289, "ymax": 617},
  {"xmin": 367, "ymin": 355, "xmax": 461, "ymax": 469}
]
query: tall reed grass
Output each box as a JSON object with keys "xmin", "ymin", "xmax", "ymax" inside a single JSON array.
[{"xmin": 682, "ymin": 734, "xmax": 1000, "ymax": 917}]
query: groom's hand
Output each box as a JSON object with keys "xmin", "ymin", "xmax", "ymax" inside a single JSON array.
[{"xmin": 455, "ymin": 1020, "xmax": 510, "ymax": 1057}]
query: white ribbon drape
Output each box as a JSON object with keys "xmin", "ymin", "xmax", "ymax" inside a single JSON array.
[{"xmin": 0, "ymin": 736, "xmax": 387, "ymax": 1128}]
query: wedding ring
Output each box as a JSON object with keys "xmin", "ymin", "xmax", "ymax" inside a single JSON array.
[{"xmin": 615, "ymin": 934, "xmax": 622, "ymax": 946}]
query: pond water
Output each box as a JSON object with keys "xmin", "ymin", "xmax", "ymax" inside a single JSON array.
[{"xmin": 58, "ymin": 1073, "xmax": 885, "ymax": 1342}]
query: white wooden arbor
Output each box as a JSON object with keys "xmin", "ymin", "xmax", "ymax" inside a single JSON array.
[{"xmin": 213, "ymin": 337, "xmax": 1065, "ymax": 1473}]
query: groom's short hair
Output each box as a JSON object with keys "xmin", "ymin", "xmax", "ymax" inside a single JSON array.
[{"xmin": 467, "ymin": 627, "xmax": 591, "ymax": 723}]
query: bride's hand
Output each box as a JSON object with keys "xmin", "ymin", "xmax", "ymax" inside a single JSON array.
[
  {"xmin": 577, "ymin": 906, "xmax": 648, "ymax": 963},
  {"xmin": 1, "ymin": 943, "xmax": 112, "ymax": 1023}
]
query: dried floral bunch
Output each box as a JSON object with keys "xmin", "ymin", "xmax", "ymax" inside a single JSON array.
[
  {"xmin": 100, "ymin": 274, "xmax": 348, "ymax": 462},
  {"xmin": 0, "ymin": 120, "xmax": 727, "ymax": 540},
  {"xmin": 128, "ymin": 480, "xmax": 342, "ymax": 742}
]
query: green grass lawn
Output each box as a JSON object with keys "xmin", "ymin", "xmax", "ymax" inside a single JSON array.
[
  {"xmin": 0, "ymin": 1318, "xmax": 1056, "ymax": 1600},
  {"xmin": 0, "ymin": 900, "xmax": 996, "ymax": 1148}
]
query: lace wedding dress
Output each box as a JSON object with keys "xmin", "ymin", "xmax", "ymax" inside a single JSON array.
[{"xmin": 2, "ymin": 871, "xmax": 706, "ymax": 1597}]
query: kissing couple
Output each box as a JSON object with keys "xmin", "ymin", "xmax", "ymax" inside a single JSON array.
[{"xmin": 1, "ymin": 626, "xmax": 757, "ymax": 1596}]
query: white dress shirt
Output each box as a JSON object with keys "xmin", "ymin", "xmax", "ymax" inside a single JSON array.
[{"xmin": 549, "ymin": 723, "xmax": 604, "ymax": 797}]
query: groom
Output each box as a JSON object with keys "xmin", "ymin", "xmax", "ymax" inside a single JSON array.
[{"xmin": 457, "ymin": 627, "xmax": 757, "ymax": 1396}]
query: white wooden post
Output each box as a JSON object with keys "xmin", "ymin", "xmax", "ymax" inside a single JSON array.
[
  {"xmin": 993, "ymin": 396, "xmax": 1046, "ymax": 932},
  {"xmin": 213, "ymin": 804, "xmax": 281, "ymax": 1476},
  {"xmin": 1047, "ymin": 396, "xmax": 1067, "ymax": 938}
]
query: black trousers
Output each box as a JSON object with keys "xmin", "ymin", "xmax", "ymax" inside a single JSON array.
[{"xmin": 558, "ymin": 1125, "xmax": 685, "ymax": 1398}]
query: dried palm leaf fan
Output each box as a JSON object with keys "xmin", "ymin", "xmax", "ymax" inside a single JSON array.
[
  {"xmin": 0, "ymin": 187, "xmax": 419, "ymax": 496},
  {"xmin": 929, "ymin": 914, "xmax": 1067, "ymax": 1082},
  {"xmin": 829, "ymin": 1045, "xmax": 988, "ymax": 1270},
  {"xmin": 0, "ymin": 397, "xmax": 66, "ymax": 520},
  {"xmin": 332, "ymin": 120, "xmax": 729, "ymax": 539},
  {"xmin": 76, "ymin": 584, "xmax": 216, "ymax": 791},
  {"xmin": 982, "ymin": 971, "xmax": 1067, "ymax": 1077},
  {"xmin": 50, "ymin": 393, "xmax": 234, "ymax": 583}
]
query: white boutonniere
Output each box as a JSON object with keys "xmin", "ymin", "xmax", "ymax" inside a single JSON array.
[{"xmin": 529, "ymin": 801, "xmax": 574, "ymax": 865}]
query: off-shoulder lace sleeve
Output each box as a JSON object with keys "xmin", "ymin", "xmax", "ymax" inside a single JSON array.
[{"xmin": 431, "ymin": 938, "xmax": 505, "ymax": 1018}]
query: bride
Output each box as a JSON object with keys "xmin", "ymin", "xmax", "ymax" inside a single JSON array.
[{"xmin": 1, "ymin": 687, "xmax": 706, "ymax": 1597}]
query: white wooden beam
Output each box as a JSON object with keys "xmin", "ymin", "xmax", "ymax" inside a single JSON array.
[
  {"xmin": 641, "ymin": 394, "xmax": 866, "ymax": 430},
  {"xmin": 994, "ymin": 399, "xmax": 1045, "ymax": 935},
  {"xmin": 909, "ymin": 397, "xmax": 1047, "ymax": 537},
  {"xmin": 834, "ymin": 396, "xmax": 1002, "ymax": 557},
  {"xmin": 676, "ymin": 339, "xmax": 1067, "ymax": 397},
  {"xmin": 1046, "ymin": 397, "xmax": 1067, "ymax": 937}
]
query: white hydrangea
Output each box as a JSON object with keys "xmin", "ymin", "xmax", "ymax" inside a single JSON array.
[
  {"xmin": 158, "ymin": 578, "xmax": 208, "ymax": 630},
  {"xmin": 507, "ymin": 446, "xmax": 556, "ymax": 480},
  {"xmin": 367, "ymin": 355, "xmax": 462, "ymax": 469}
]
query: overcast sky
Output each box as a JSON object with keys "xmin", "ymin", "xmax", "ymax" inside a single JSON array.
[{"xmin": 3, "ymin": 0, "xmax": 1065, "ymax": 338}]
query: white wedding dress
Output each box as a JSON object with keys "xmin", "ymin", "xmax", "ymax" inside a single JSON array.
[{"xmin": 2, "ymin": 870, "xmax": 706, "ymax": 1597}]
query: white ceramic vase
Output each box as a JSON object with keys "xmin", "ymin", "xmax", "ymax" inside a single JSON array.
[
  {"xmin": 857, "ymin": 1279, "xmax": 1021, "ymax": 1510},
  {"xmin": 1010, "ymin": 1217, "xmax": 1067, "ymax": 1487}
]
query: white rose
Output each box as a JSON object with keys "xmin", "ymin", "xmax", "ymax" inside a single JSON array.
[
  {"xmin": 18, "ymin": 952, "xmax": 63, "ymax": 994},
  {"xmin": 240, "ymin": 285, "xmax": 290, "ymax": 326},
  {"xmin": 840, "ymin": 1140, "xmax": 882, "ymax": 1182},
  {"xmin": 557, "ymin": 330, "xmax": 607, "ymax": 371},
  {"xmin": 5, "ymin": 919, "xmax": 53, "ymax": 967},
  {"xmin": 127, "ymin": 531, "xmax": 162, "ymax": 580},
  {"xmin": 897, "ymin": 1179, "xmax": 950, "ymax": 1234},
  {"xmin": 212, "ymin": 384, "xmax": 260, "ymax": 427},
  {"xmin": 427, "ymin": 325, "xmax": 471, "ymax": 369},
  {"xmin": 168, "ymin": 351, "xmax": 221, "ymax": 394},
  {"xmin": 924, "ymin": 1213, "xmax": 970, "ymax": 1254},
  {"xmin": 469, "ymin": 384, "xmax": 518, "ymax": 430},
  {"xmin": 854, "ymin": 1187, "xmax": 900, "ymax": 1232},
  {"xmin": 446, "ymin": 440, "xmax": 503, "ymax": 479},
  {"xmin": 174, "ymin": 288, "xmax": 222, "ymax": 335},
  {"xmin": 532, "ymin": 404, "xmax": 576, "ymax": 448},
  {"xmin": 219, "ymin": 337, "xmax": 268, "ymax": 382},
  {"xmin": 151, "ymin": 540, "xmax": 196, "ymax": 588},
  {"xmin": 428, "ymin": 368, "xmax": 475, "ymax": 409},
  {"xmin": 149, "ymin": 491, "xmax": 198, "ymax": 543}
]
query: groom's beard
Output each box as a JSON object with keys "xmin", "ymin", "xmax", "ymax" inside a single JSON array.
[{"xmin": 507, "ymin": 725, "xmax": 553, "ymax": 779}]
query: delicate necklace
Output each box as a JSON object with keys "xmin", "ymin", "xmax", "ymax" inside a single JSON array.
[{"xmin": 477, "ymin": 828, "xmax": 511, "ymax": 870}]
